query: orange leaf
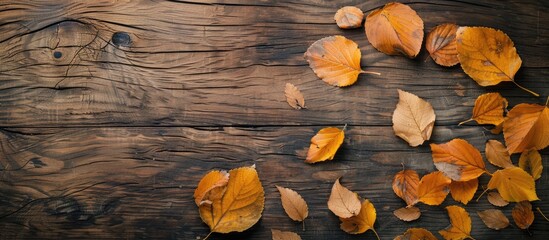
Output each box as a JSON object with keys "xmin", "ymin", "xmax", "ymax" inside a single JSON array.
[
  {"xmin": 393, "ymin": 206, "xmax": 421, "ymax": 222},
  {"xmin": 519, "ymin": 149, "xmax": 543, "ymax": 180},
  {"xmin": 512, "ymin": 201, "xmax": 534, "ymax": 230},
  {"xmin": 305, "ymin": 127, "xmax": 345, "ymax": 163},
  {"xmin": 487, "ymin": 167, "xmax": 539, "ymax": 202},
  {"xmin": 328, "ymin": 179, "xmax": 361, "ymax": 218},
  {"xmin": 417, "ymin": 171, "xmax": 451, "ymax": 205},
  {"xmin": 394, "ymin": 228, "xmax": 437, "ymax": 240},
  {"xmin": 334, "ymin": 6, "xmax": 363, "ymax": 29},
  {"xmin": 392, "ymin": 89, "xmax": 436, "ymax": 147},
  {"xmin": 477, "ymin": 209, "xmax": 509, "ymax": 230},
  {"xmin": 194, "ymin": 170, "xmax": 229, "ymax": 206},
  {"xmin": 450, "ymin": 178, "xmax": 478, "ymax": 205},
  {"xmin": 392, "ymin": 169, "xmax": 420, "ymax": 206},
  {"xmin": 430, "ymin": 139, "xmax": 486, "ymax": 181},
  {"xmin": 487, "ymin": 191, "xmax": 509, "ymax": 207},
  {"xmin": 198, "ymin": 166, "xmax": 265, "ymax": 233},
  {"xmin": 284, "ymin": 83, "xmax": 306, "ymax": 110},
  {"xmin": 340, "ymin": 199, "xmax": 378, "ymax": 238},
  {"xmin": 439, "ymin": 205, "xmax": 473, "ymax": 240},
  {"xmin": 271, "ymin": 229, "xmax": 302, "ymax": 240},
  {"xmin": 276, "ymin": 185, "xmax": 308, "ymax": 222},
  {"xmin": 426, "ymin": 23, "xmax": 459, "ymax": 66},
  {"xmin": 485, "ymin": 140, "xmax": 514, "ymax": 169},
  {"xmin": 460, "ymin": 93, "xmax": 508, "ymax": 126},
  {"xmin": 504, "ymin": 103, "xmax": 549, "ymax": 154},
  {"xmin": 365, "ymin": 2, "xmax": 424, "ymax": 58}
]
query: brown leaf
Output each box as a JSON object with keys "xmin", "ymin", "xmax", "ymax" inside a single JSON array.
[
  {"xmin": 365, "ymin": 2, "xmax": 424, "ymax": 58},
  {"xmin": 394, "ymin": 228, "xmax": 437, "ymax": 240},
  {"xmin": 340, "ymin": 199, "xmax": 378, "ymax": 236},
  {"xmin": 328, "ymin": 179, "xmax": 362, "ymax": 218},
  {"xmin": 334, "ymin": 6, "xmax": 363, "ymax": 29},
  {"xmin": 487, "ymin": 167, "xmax": 539, "ymax": 202},
  {"xmin": 503, "ymin": 103, "xmax": 549, "ymax": 154},
  {"xmin": 487, "ymin": 191, "xmax": 509, "ymax": 207},
  {"xmin": 431, "ymin": 139, "xmax": 486, "ymax": 181},
  {"xmin": 194, "ymin": 170, "xmax": 229, "ymax": 206},
  {"xmin": 449, "ymin": 178, "xmax": 478, "ymax": 205},
  {"xmin": 485, "ymin": 140, "xmax": 514, "ymax": 169},
  {"xmin": 426, "ymin": 23, "xmax": 459, "ymax": 66},
  {"xmin": 393, "ymin": 206, "xmax": 421, "ymax": 222},
  {"xmin": 305, "ymin": 127, "xmax": 345, "ymax": 163},
  {"xmin": 477, "ymin": 209, "xmax": 510, "ymax": 230},
  {"xmin": 512, "ymin": 201, "xmax": 534, "ymax": 230},
  {"xmin": 276, "ymin": 186, "xmax": 308, "ymax": 222},
  {"xmin": 439, "ymin": 205, "xmax": 473, "ymax": 240},
  {"xmin": 417, "ymin": 171, "xmax": 451, "ymax": 205},
  {"xmin": 392, "ymin": 169, "xmax": 420, "ymax": 206},
  {"xmin": 284, "ymin": 83, "xmax": 306, "ymax": 110},
  {"xmin": 271, "ymin": 229, "xmax": 302, "ymax": 240},
  {"xmin": 392, "ymin": 89, "xmax": 436, "ymax": 147},
  {"xmin": 519, "ymin": 149, "xmax": 543, "ymax": 180},
  {"xmin": 460, "ymin": 92, "xmax": 508, "ymax": 126}
]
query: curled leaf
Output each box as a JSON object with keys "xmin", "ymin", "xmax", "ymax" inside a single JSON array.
[
  {"xmin": 512, "ymin": 201, "xmax": 534, "ymax": 230},
  {"xmin": 393, "ymin": 206, "xmax": 421, "ymax": 222},
  {"xmin": 430, "ymin": 139, "xmax": 486, "ymax": 181},
  {"xmin": 449, "ymin": 178, "xmax": 478, "ymax": 205},
  {"xmin": 439, "ymin": 205, "xmax": 473, "ymax": 240},
  {"xmin": 519, "ymin": 149, "xmax": 543, "ymax": 180},
  {"xmin": 394, "ymin": 228, "xmax": 437, "ymax": 240},
  {"xmin": 460, "ymin": 92, "xmax": 508, "ymax": 126},
  {"xmin": 485, "ymin": 140, "xmax": 514, "ymax": 169},
  {"xmin": 194, "ymin": 170, "xmax": 229, "ymax": 206},
  {"xmin": 392, "ymin": 89, "xmax": 436, "ymax": 147},
  {"xmin": 285, "ymin": 83, "xmax": 306, "ymax": 110},
  {"xmin": 487, "ymin": 191, "xmax": 509, "ymax": 207},
  {"xmin": 417, "ymin": 171, "xmax": 451, "ymax": 205},
  {"xmin": 340, "ymin": 199, "xmax": 378, "ymax": 238},
  {"xmin": 272, "ymin": 229, "xmax": 302, "ymax": 240},
  {"xmin": 392, "ymin": 169, "xmax": 420, "ymax": 206},
  {"xmin": 305, "ymin": 127, "xmax": 345, "ymax": 163},
  {"xmin": 276, "ymin": 186, "xmax": 308, "ymax": 222},
  {"xmin": 328, "ymin": 179, "xmax": 362, "ymax": 218},
  {"xmin": 503, "ymin": 103, "xmax": 549, "ymax": 154},
  {"xmin": 334, "ymin": 6, "xmax": 364, "ymax": 29},
  {"xmin": 426, "ymin": 23, "xmax": 459, "ymax": 66},
  {"xmin": 487, "ymin": 167, "xmax": 539, "ymax": 202},
  {"xmin": 477, "ymin": 209, "xmax": 509, "ymax": 230}
]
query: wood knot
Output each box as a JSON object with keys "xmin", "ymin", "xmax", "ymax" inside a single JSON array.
[
  {"xmin": 112, "ymin": 32, "xmax": 131, "ymax": 47},
  {"xmin": 53, "ymin": 51, "xmax": 63, "ymax": 59}
]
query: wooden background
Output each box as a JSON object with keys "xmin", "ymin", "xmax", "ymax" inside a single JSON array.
[{"xmin": 0, "ymin": 0, "xmax": 547, "ymax": 239}]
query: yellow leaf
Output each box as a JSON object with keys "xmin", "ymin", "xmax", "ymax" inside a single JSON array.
[
  {"xmin": 512, "ymin": 201, "xmax": 534, "ymax": 230},
  {"xmin": 503, "ymin": 103, "xmax": 549, "ymax": 153},
  {"xmin": 417, "ymin": 171, "xmax": 451, "ymax": 205},
  {"xmin": 198, "ymin": 166, "xmax": 265, "ymax": 233},
  {"xmin": 485, "ymin": 140, "xmax": 514, "ymax": 169},
  {"xmin": 392, "ymin": 89, "xmax": 436, "ymax": 147},
  {"xmin": 392, "ymin": 169, "xmax": 420, "ymax": 206},
  {"xmin": 365, "ymin": 2, "xmax": 424, "ymax": 58},
  {"xmin": 439, "ymin": 205, "xmax": 473, "ymax": 240},
  {"xmin": 304, "ymin": 36, "xmax": 379, "ymax": 87},
  {"xmin": 271, "ymin": 229, "xmax": 302, "ymax": 240},
  {"xmin": 487, "ymin": 167, "xmax": 539, "ymax": 202},
  {"xmin": 284, "ymin": 83, "xmax": 306, "ymax": 110},
  {"xmin": 328, "ymin": 179, "xmax": 362, "ymax": 218},
  {"xmin": 430, "ymin": 139, "xmax": 486, "ymax": 181},
  {"xmin": 394, "ymin": 228, "xmax": 437, "ymax": 240},
  {"xmin": 305, "ymin": 127, "xmax": 345, "ymax": 163},
  {"xmin": 393, "ymin": 206, "xmax": 421, "ymax": 222},
  {"xmin": 519, "ymin": 149, "xmax": 542, "ymax": 180},
  {"xmin": 426, "ymin": 23, "xmax": 459, "ymax": 67},
  {"xmin": 460, "ymin": 93, "xmax": 508, "ymax": 126},
  {"xmin": 334, "ymin": 6, "xmax": 364, "ymax": 29},
  {"xmin": 477, "ymin": 209, "xmax": 509, "ymax": 230},
  {"xmin": 487, "ymin": 191, "xmax": 509, "ymax": 207},
  {"xmin": 449, "ymin": 178, "xmax": 478, "ymax": 205},
  {"xmin": 276, "ymin": 185, "xmax": 308, "ymax": 222},
  {"xmin": 340, "ymin": 199, "xmax": 378, "ymax": 238},
  {"xmin": 193, "ymin": 170, "xmax": 229, "ymax": 206}
]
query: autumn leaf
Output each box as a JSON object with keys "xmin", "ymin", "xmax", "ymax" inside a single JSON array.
[
  {"xmin": 394, "ymin": 228, "xmax": 437, "ymax": 240},
  {"xmin": 459, "ymin": 93, "xmax": 508, "ymax": 126},
  {"xmin": 304, "ymin": 35, "xmax": 379, "ymax": 87},
  {"xmin": 450, "ymin": 178, "xmax": 478, "ymax": 205},
  {"xmin": 392, "ymin": 169, "xmax": 420, "ymax": 206},
  {"xmin": 487, "ymin": 167, "xmax": 539, "ymax": 202},
  {"xmin": 285, "ymin": 83, "xmax": 306, "ymax": 110},
  {"xmin": 430, "ymin": 139, "xmax": 486, "ymax": 181},
  {"xmin": 305, "ymin": 127, "xmax": 345, "ymax": 163},
  {"xmin": 519, "ymin": 149, "xmax": 542, "ymax": 180},
  {"xmin": 272, "ymin": 229, "xmax": 302, "ymax": 240},
  {"xmin": 276, "ymin": 186, "xmax": 308, "ymax": 225},
  {"xmin": 485, "ymin": 140, "xmax": 514, "ymax": 169},
  {"xmin": 194, "ymin": 170, "xmax": 229, "ymax": 206},
  {"xmin": 504, "ymin": 103, "xmax": 549, "ymax": 154},
  {"xmin": 340, "ymin": 199, "xmax": 379, "ymax": 239},
  {"xmin": 439, "ymin": 205, "xmax": 473, "ymax": 240},
  {"xmin": 477, "ymin": 209, "xmax": 509, "ymax": 230},
  {"xmin": 365, "ymin": 2, "xmax": 424, "ymax": 58},
  {"xmin": 328, "ymin": 179, "xmax": 361, "ymax": 218},
  {"xmin": 512, "ymin": 201, "xmax": 534, "ymax": 230},
  {"xmin": 426, "ymin": 23, "xmax": 459, "ymax": 66},
  {"xmin": 334, "ymin": 6, "xmax": 363, "ymax": 29},
  {"xmin": 393, "ymin": 206, "xmax": 421, "ymax": 222},
  {"xmin": 392, "ymin": 89, "xmax": 436, "ymax": 147},
  {"xmin": 487, "ymin": 191, "xmax": 509, "ymax": 207},
  {"xmin": 456, "ymin": 26, "xmax": 538, "ymax": 96},
  {"xmin": 417, "ymin": 171, "xmax": 451, "ymax": 205},
  {"xmin": 198, "ymin": 166, "xmax": 264, "ymax": 234}
]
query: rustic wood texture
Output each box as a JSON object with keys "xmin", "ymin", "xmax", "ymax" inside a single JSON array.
[{"xmin": 0, "ymin": 0, "xmax": 548, "ymax": 239}]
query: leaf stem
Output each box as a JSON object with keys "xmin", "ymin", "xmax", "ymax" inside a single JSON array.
[
  {"xmin": 203, "ymin": 231, "xmax": 213, "ymax": 240},
  {"xmin": 360, "ymin": 70, "xmax": 381, "ymax": 76},
  {"xmin": 476, "ymin": 188, "xmax": 489, "ymax": 202},
  {"xmin": 468, "ymin": 235, "xmax": 477, "ymax": 240},
  {"xmin": 372, "ymin": 228, "xmax": 381, "ymax": 240},
  {"xmin": 302, "ymin": 220, "xmax": 306, "ymax": 231},
  {"xmin": 343, "ymin": 123, "xmax": 348, "ymax": 131},
  {"xmin": 536, "ymin": 207, "xmax": 549, "ymax": 222},
  {"xmin": 545, "ymin": 96, "xmax": 549, "ymax": 107},
  {"xmin": 512, "ymin": 81, "xmax": 539, "ymax": 97},
  {"xmin": 484, "ymin": 170, "xmax": 493, "ymax": 176},
  {"xmin": 458, "ymin": 118, "xmax": 474, "ymax": 126}
]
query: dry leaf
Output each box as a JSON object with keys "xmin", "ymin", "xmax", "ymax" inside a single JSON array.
[
  {"xmin": 392, "ymin": 169, "xmax": 420, "ymax": 206},
  {"xmin": 512, "ymin": 201, "xmax": 534, "ymax": 230},
  {"xmin": 487, "ymin": 167, "xmax": 539, "ymax": 202},
  {"xmin": 456, "ymin": 27, "xmax": 537, "ymax": 96},
  {"xmin": 426, "ymin": 23, "xmax": 459, "ymax": 66},
  {"xmin": 334, "ymin": 6, "xmax": 364, "ymax": 29},
  {"xmin": 485, "ymin": 140, "xmax": 514, "ymax": 169},
  {"xmin": 477, "ymin": 209, "xmax": 510, "ymax": 230},
  {"xmin": 392, "ymin": 89, "xmax": 436, "ymax": 147},
  {"xmin": 365, "ymin": 2, "xmax": 424, "ymax": 58},
  {"xmin": 519, "ymin": 149, "xmax": 542, "ymax": 180},
  {"xmin": 487, "ymin": 191, "xmax": 509, "ymax": 207},
  {"xmin": 285, "ymin": 83, "xmax": 306, "ymax": 110},
  {"xmin": 304, "ymin": 35, "xmax": 379, "ymax": 87},
  {"xmin": 194, "ymin": 170, "xmax": 229, "ymax": 206},
  {"xmin": 276, "ymin": 186, "xmax": 308, "ymax": 222},
  {"xmin": 272, "ymin": 229, "xmax": 302, "ymax": 240},
  {"xmin": 417, "ymin": 171, "xmax": 451, "ymax": 205},
  {"xmin": 491, "ymin": 123, "xmax": 503, "ymax": 135},
  {"xmin": 439, "ymin": 205, "xmax": 473, "ymax": 240},
  {"xmin": 393, "ymin": 206, "xmax": 421, "ymax": 222},
  {"xmin": 460, "ymin": 93, "xmax": 508, "ymax": 126},
  {"xmin": 504, "ymin": 103, "xmax": 549, "ymax": 154},
  {"xmin": 394, "ymin": 228, "xmax": 437, "ymax": 240},
  {"xmin": 431, "ymin": 139, "xmax": 486, "ymax": 181},
  {"xmin": 340, "ymin": 199, "xmax": 378, "ymax": 237},
  {"xmin": 328, "ymin": 179, "xmax": 362, "ymax": 218},
  {"xmin": 449, "ymin": 178, "xmax": 478, "ymax": 205},
  {"xmin": 198, "ymin": 166, "xmax": 264, "ymax": 233},
  {"xmin": 305, "ymin": 127, "xmax": 345, "ymax": 163}
]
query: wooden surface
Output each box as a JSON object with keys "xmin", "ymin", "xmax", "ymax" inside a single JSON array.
[{"xmin": 0, "ymin": 0, "xmax": 547, "ymax": 239}]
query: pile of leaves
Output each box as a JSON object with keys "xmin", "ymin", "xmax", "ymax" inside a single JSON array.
[{"xmin": 194, "ymin": 2, "xmax": 547, "ymax": 239}]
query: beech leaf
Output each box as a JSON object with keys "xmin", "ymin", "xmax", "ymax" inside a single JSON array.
[
  {"xmin": 487, "ymin": 167, "xmax": 539, "ymax": 202},
  {"xmin": 334, "ymin": 6, "xmax": 363, "ymax": 29},
  {"xmin": 519, "ymin": 149, "xmax": 542, "ymax": 180},
  {"xmin": 393, "ymin": 206, "xmax": 421, "ymax": 222},
  {"xmin": 392, "ymin": 169, "xmax": 420, "ymax": 206},
  {"xmin": 512, "ymin": 201, "xmax": 535, "ymax": 230},
  {"xmin": 284, "ymin": 83, "xmax": 306, "ymax": 110},
  {"xmin": 417, "ymin": 171, "xmax": 451, "ymax": 205},
  {"xmin": 477, "ymin": 209, "xmax": 510, "ymax": 230},
  {"xmin": 305, "ymin": 127, "xmax": 345, "ymax": 163},
  {"xmin": 449, "ymin": 178, "xmax": 478, "ymax": 205},
  {"xmin": 430, "ymin": 139, "xmax": 486, "ymax": 181},
  {"xmin": 276, "ymin": 186, "xmax": 308, "ymax": 222},
  {"xmin": 394, "ymin": 228, "xmax": 437, "ymax": 240},
  {"xmin": 460, "ymin": 92, "xmax": 508, "ymax": 126},
  {"xmin": 340, "ymin": 199, "xmax": 379, "ymax": 238},
  {"xmin": 487, "ymin": 191, "xmax": 509, "ymax": 207},
  {"xmin": 272, "ymin": 229, "xmax": 302, "ymax": 240},
  {"xmin": 392, "ymin": 89, "xmax": 436, "ymax": 147},
  {"xmin": 426, "ymin": 23, "xmax": 459, "ymax": 66},
  {"xmin": 439, "ymin": 205, "xmax": 473, "ymax": 240},
  {"xmin": 503, "ymin": 103, "xmax": 549, "ymax": 154},
  {"xmin": 485, "ymin": 140, "xmax": 514, "ymax": 169},
  {"xmin": 328, "ymin": 179, "xmax": 362, "ymax": 218}
]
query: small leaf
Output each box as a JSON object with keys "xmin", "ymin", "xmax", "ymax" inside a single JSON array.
[
  {"xmin": 284, "ymin": 83, "xmax": 306, "ymax": 110},
  {"xmin": 485, "ymin": 140, "xmax": 514, "ymax": 169},
  {"xmin": 394, "ymin": 228, "xmax": 437, "ymax": 240},
  {"xmin": 334, "ymin": 6, "xmax": 363, "ymax": 29},
  {"xmin": 328, "ymin": 179, "xmax": 362, "ymax": 218},
  {"xmin": 305, "ymin": 127, "xmax": 345, "ymax": 163},
  {"xmin": 194, "ymin": 170, "xmax": 229, "ymax": 206},
  {"xmin": 503, "ymin": 103, "xmax": 549, "ymax": 153},
  {"xmin": 340, "ymin": 199, "xmax": 379, "ymax": 238},
  {"xmin": 460, "ymin": 93, "xmax": 508, "ymax": 126},
  {"xmin": 392, "ymin": 89, "xmax": 436, "ymax": 147},
  {"xmin": 426, "ymin": 23, "xmax": 459, "ymax": 66},
  {"xmin": 512, "ymin": 201, "xmax": 534, "ymax": 230},
  {"xmin": 519, "ymin": 149, "xmax": 542, "ymax": 180},
  {"xmin": 449, "ymin": 178, "xmax": 478, "ymax": 205},
  {"xmin": 487, "ymin": 191, "xmax": 509, "ymax": 207},
  {"xmin": 272, "ymin": 229, "xmax": 302, "ymax": 240},
  {"xmin": 392, "ymin": 169, "xmax": 420, "ymax": 206},
  {"xmin": 487, "ymin": 167, "xmax": 539, "ymax": 202},
  {"xmin": 431, "ymin": 139, "xmax": 486, "ymax": 181},
  {"xmin": 393, "ymin": 206, "xmax": 421, "ymax": 222},
  {"xmin": 417, "ymin": 171, "xmax": 451, "ymax": 205},
  {"xmin": 439, "ymin": 205, "xmax": 473, "ymax": 240},
  {"xmin": 477, "ymin": 209, "xmax": 510, "ymax": 230},
  {"xmin": 276, "ymin": 186, "xmax": 308, "ymax": 222}
]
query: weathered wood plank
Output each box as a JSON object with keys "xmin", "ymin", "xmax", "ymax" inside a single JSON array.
[
  {"xmin": 1, "ymin": 126, "xmax": 547, "ymax": 239},
  {"xmin": 0, "ymin": 0, "xmax": 547, "ymax": 127}
]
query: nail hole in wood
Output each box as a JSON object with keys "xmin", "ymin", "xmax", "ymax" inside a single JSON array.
[
  {"xmin": 112, "ymin": 32, "xmax": 131, "ymax": 47},
  {"xmin": 53, "ymin": 51, "xmax": 62, "ymax": 59}
]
